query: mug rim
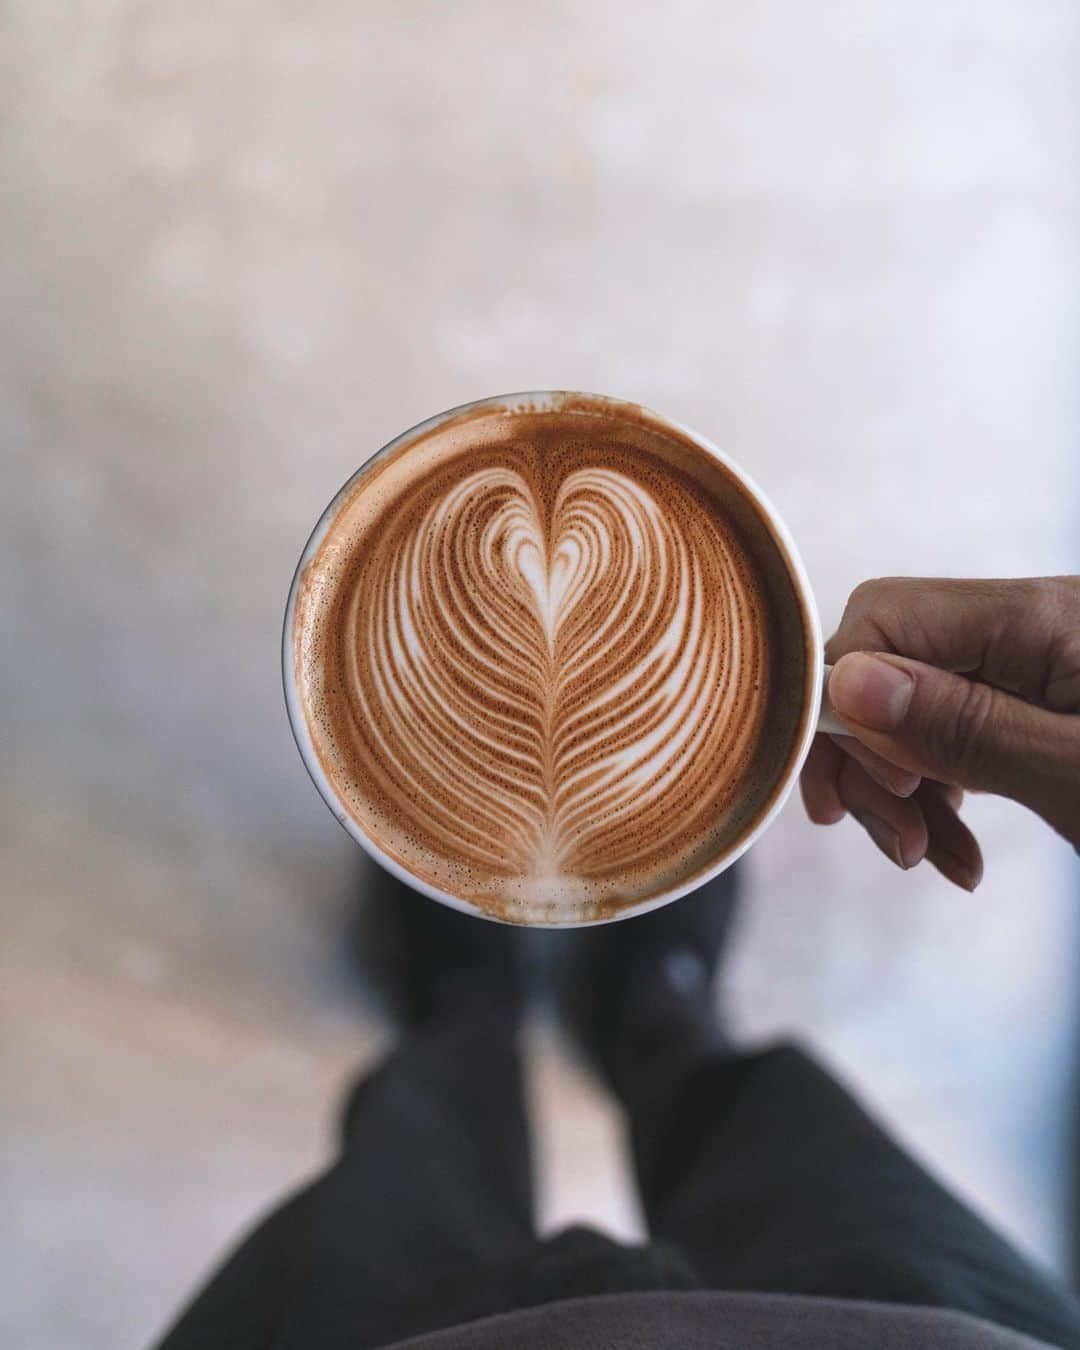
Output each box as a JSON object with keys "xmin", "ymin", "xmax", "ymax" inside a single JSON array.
[{"xmin": 282, "ymin": 390, "xmax": 823, "ymax": 927}]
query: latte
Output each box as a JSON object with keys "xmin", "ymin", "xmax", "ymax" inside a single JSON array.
[{"xmin": 291, "ymin": 396, "xmax": 811, "ymax": 922}]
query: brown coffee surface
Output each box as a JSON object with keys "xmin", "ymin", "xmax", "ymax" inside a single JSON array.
[{"xmin": 293, "ymin": 397, "xmax": 810, "ymax": 922}]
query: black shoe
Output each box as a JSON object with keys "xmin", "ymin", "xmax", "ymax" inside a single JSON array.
[
  {"xmin": 559, "ymin": 866, "xmax": 740, "ymax": 1098},
  {"xmin": 356, "ymin": 859, "xmax": 522, "ymax": 1027}
]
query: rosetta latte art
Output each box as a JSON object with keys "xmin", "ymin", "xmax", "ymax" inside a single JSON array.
[{"xmin": 328, "ymin": 461, "xmax": 772, "ymax": 912}]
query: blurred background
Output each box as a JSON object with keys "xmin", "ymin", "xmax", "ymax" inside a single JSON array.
[{"xmin": 3, "ymin": 2, "xmax": 1080, "ymax": 1347}]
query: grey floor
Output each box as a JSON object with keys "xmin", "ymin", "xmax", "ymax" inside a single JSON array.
[{"xmin": 3, "ymin": 4, "xmax": 1080, "ymax": 1348}]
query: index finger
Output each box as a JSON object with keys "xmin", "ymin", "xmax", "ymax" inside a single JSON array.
[{"xmin": 825, "ymin": 577, "xmax": 1079, "ymax": 710}]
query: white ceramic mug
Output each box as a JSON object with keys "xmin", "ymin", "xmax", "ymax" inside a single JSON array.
[{"xmin": 283, "ymin": 392, "xmax": 843, "ymax": 926}]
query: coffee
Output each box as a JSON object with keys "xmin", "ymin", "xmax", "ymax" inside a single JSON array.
[{"xmin": 292, "ymin": 397, "xmax": 810, "ymax": 922}]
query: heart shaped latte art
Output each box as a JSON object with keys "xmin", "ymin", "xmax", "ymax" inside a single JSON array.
[{"xmin": 328, "ymin": 462, "xmax": 772, "ymax": 913}]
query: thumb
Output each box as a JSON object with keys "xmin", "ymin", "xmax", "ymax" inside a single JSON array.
[{"xmin": 828, "ymin": 651, "xmax": 1077, "ymax": 811}]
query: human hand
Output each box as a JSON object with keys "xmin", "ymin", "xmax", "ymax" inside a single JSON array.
[{"xmin": 800, "ymin": 577, "xmax": 1080, "ymax": 889}]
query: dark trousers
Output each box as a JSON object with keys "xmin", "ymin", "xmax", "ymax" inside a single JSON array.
[{"xmin": 156, "ymin": 997, "xmax": 1080, "ymax": 1350}]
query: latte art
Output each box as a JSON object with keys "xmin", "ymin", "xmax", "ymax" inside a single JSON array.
[{"xmin": 294, "ymin": 402, "xmax": 808, "ymax": 921}]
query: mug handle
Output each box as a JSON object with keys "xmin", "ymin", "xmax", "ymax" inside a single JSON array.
[{"xmin": 816, "ymin": 663, "xmax": 848, "ymax": 736}]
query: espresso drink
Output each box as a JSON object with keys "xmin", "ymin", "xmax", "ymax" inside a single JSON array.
[{"xmin": 292, "ymin": 397, "xmax": 810, "ymax": 922}]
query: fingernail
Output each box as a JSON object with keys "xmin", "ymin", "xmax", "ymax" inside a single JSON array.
[
  {"xmin": 830, "ymin": 653, "xmax": 915, "ymax": 732},
  {"xmin": 939, "ymin": 848, "xmax": 983, "ymax": 892},
  {"xmin": 862, "ymin": 813, "xmax": 905, "ymax": 867},
  {"xmin": 948, "ymin": 850, "xmax": 983, "ymax": 892},
  {"xmin": 862, "ymin": 812, "xmax": 923, "ymax": 869}
]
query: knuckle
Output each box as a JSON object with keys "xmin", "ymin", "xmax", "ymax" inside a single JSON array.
[
  {"xmin": 832, "ymin": 578, "xmax": 900, "ymax": 657},
  {"xmin": 1007, "ymin": 578, "xmax": 1080, "ymax": 712},
  {"xmin": 849, "ymin": 577, "xmax": 899, "ymax": 611},
  {"xmin": 1025, "ymin": 578, "xmax": 1068, "ymax": 629},
  {"xmin": 1043, "ymin": 635, "xmax": 1080, "ymax": 713},
  {"xmin": 931, "ymin": 678, "xmax": 999, "ymax": 781},
  {"xmin": 1050, "ymin": 628, "xmax": 1080, "ymax": 671},
  {"xmin": 1010, "ymin": 576, "xmax": 1078, "ymax": 634},
  {"xmin": 848, "ymin": 578, "xmax": 881, "ymax": 607},
  {"xmin": 1045, "ymin": 574, "xmax": 1080, "ymax": 615},
  {"xmin": 845, "ymin": 576, "xmax": 929, "ymax": 634},
  {"xmin": 1043, "ymin": 579, "xmax": 1080, "ymax": 651}
]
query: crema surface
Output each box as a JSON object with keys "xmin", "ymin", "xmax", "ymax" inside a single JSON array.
[{"xmin": 293, "ymin": 399, "xmax": 809, "ymax": 922}]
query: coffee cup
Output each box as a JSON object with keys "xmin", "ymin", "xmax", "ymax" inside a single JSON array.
[{"xmin": 284, "ymin": 392, "xmax": 843, "ymax": 927}]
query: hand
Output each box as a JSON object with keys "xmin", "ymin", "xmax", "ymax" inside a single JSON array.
[{"xmin": 800, "ymin": 577, "xmax": 1080, "ymax": 889}]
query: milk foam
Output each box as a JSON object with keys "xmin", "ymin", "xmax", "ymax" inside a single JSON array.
[{"xmin": 294, "ymin": 400, "xmax": 808, "ymax": 922}]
